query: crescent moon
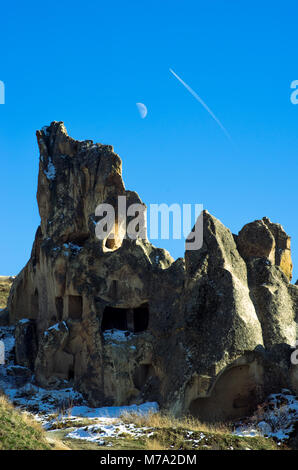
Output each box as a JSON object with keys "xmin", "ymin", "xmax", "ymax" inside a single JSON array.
[{"xmin": 136, "ymin": 102, "xmax": 148, "ymax": 119}]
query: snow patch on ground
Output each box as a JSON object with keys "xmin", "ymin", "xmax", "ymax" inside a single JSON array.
[
  {"xmin": 2, "ymin": 324, "xmax": 298, "ymax": 448},
  {"xmin": 65, "ymin": 420, "xmax": 154, "ymax": 445},
  {"xmin": 69, "ymin": 402, "xmax": 159, "ymax": 419},
  {"xmin": 103, "ymin": 329, "xmax": 134, "ymax": 342},
  {"xmin": 0, "ymin": 326, "xmax": 83, "ymax": 416},
  {"xmin": 234, "ymin": 390, "xmax": 298, "ymax": 441},
  {"xmin": 8, "ymin": 384, "xmax": 83, "ymax": 414},
  {"xmin": 0, "ymin": 325, "xmax": 159, "ymax": 447}
]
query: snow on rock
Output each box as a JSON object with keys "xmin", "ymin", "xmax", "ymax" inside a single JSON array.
[
  {"xmin": 44, "ymin": 157, "xmax": 56, "ymax": 181},
  {"xmin": 44, "ymin": 321, "xmax": 68, "ymax": 337},
  {"xmin": 103, "ymin": 329, "xmax": 134, "ymax": 342},
  {"xmin": 18, "ymin": 319, "xmax": 30, "ymax": 325},
  {"xmin": 63, "ymin": 243, "xmax": 83, "ymax": 253},
  {"xmin": 48, "ymin": 321, "xmax": 68, "ymax": 332},
  {"xmin": 0, "ymin": 324, "xmax": 161, "ymax": 449},
  {"xmin": 0, "ymin": 326, "xmax": 83, "ymax": 417},
  {"xmin": 0, "ymin": 326, "xmax": 15, "ymax": 356},
  {"xmin": 3, "ymin": 382, "xmax": 84, "ymax": 415}
]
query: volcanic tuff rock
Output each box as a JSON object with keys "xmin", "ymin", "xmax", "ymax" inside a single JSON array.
[
  {"xmin": 6, "ymin": 122, "xmax": 298, "ymax": 421},
  {"xmin": 237, "ymin": 217, "xmax": 293, "ymax": 281}
]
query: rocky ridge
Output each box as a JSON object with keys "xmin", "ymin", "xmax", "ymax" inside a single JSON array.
[{"xmin": 2, "ymin": 121, "xmax": 298, "ymax": 422}]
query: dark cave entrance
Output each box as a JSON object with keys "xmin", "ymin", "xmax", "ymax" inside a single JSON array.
[
  {"xmin": 68, "ymin": 366, "xmax": 75, "ymax": 381},
  {"xmin": 133, "ymin": 303, "xmax": 149, "ymax": 332},
  {"xmin": 55, "ymin": 297, "xmax": 64, "ymax": 321},
  {"xmin": 101, "ymin": 307, "xmax": 128, "ymax": 331},
  {"xmin": 66, "ymin": 232, "xmax": 89, "ymax": 246},
  {"xmin": 30, "ymin": 289, "xmax": 39, "ymax": 319},
  {"xmin": 101, "ymin": 303, "xmax": 149, "ymax": 333},
  {"xmin": 188, "ymin": 364, "xmax": 261, "ymax": 422}
]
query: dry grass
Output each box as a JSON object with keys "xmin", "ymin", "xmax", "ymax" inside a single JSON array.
[
  {"xmin": 0, "ymin": 393, "xmax": 70, "ymax": 450},
  {"xmin": 121, "ymin": 410, "xmax": 231, "ymax": 435},
  {"xmin": 40, "ymin": 409, "xmax": 284, "ymax": 451},
  {"xmin": 120, "ymin": 410, "xmax": 283, "ymax": 451},
  {"xmin": 45, "ymin": 436, "xmax": 70, "ymax": 450},
  {"xmin": 145, "ymin": 438, "xmax": 168, "ymax": 450}
]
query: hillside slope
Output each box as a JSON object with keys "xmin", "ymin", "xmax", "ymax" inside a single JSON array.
[{"xmin": 0, "ymin": 394, "xmax": 68, "ymax": 450}]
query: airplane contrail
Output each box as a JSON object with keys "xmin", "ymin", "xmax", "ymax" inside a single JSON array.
[{"xmin": 169, "ymin": 68, "xmax": 233, "ymax": 143}]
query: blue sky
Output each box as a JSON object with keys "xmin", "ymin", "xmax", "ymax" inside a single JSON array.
[{"xmin": 0, "ymin": 1, "xmax": 298, "ymax": 281}]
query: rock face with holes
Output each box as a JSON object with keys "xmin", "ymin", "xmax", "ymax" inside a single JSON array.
[{"xmin": 7, "ymin": 122, "xmax": 298, "ymax": 421}]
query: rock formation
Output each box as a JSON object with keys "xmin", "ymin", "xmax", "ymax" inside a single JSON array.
[{"xmin": 5, "ymin": 122, "xmax": 298, "ymax": 421}]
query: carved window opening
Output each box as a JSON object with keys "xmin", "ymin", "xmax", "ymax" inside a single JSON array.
[
  {"xmin": 30, "ymin": 289, "xmax": 39, "ymax": 319},
  {"xmin": 66, "ymin": 232, "xmax": 89, "ymax": 247},
  {"xmin": 55, "ymin": 297, "xmax": 64, "ymax": 321},
  {"xmin": 133, "ymin": 303, "xmax": 149, "ymax": 332},
  {"xmin": 68, "ymin": 295, "xmax": 83, "ymax": 320},
  {"xmin": 103, "ymin": 221, "xmax": 126, "ymax": 252},
  {"xmin": 101, "ymin": 307, "xmax": 128, "ymax": 331},
  {"xmin": 101, "ymin": 303, "xmax": 149, "ymax": 333},
  {"xmin": 68, "ymin": 366, "xmax": 75, "ymax": 381}
]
